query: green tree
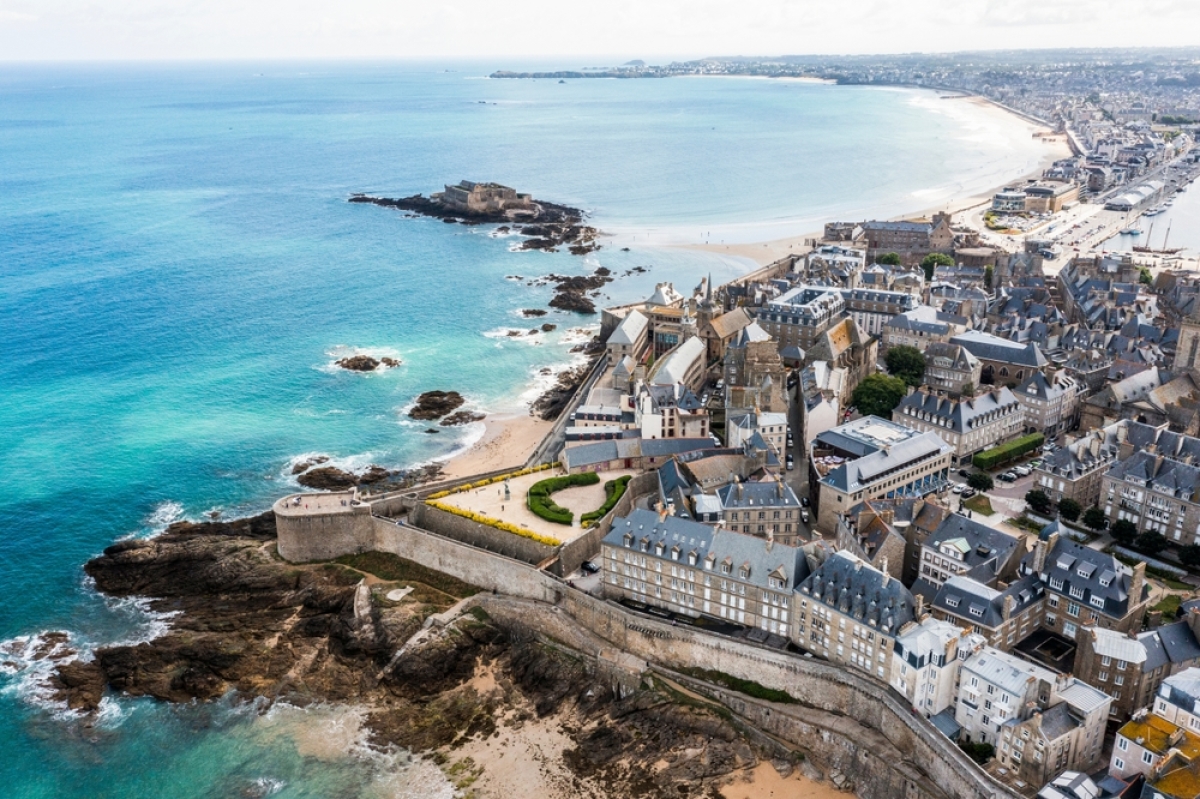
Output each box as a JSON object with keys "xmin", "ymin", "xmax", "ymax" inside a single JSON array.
[
  {"xmin": 1180, "ymin": 544, "xmax": 1200, "ymax": 569},
  {"xmin": 1082, "ymin": 506, "xmax": 1108, "ymax": 531},
  {"xmin": 1058, "ymin": 498, "xmax": 1082, "ymax": 522},
  {"xmin": 920, "ymin": 252, "xmax": 955, "ymax": 282},
  {"xmin": 1139, "ymin": 267, "xmax": 1153, "ymax": 285},
  {"xmin": 851, "ymin": 373, "xmax": 908, "ymax": 419},
  {"xmin": 960, "ymin": 381, "xmax": 975, "ymax": 397},
  {"xmin": 877, "ymin": 252, "xmax": 902, "ymax": 266},
  {"xmin": 967, "ymin": 472, "xmax": 994, "ymax": 492},
  {"xmin": 885, "ymin": 345, "xmax": 927, "ymax": 387},
  {"xmin": 1135, "ymin": 531, "xmax": 1168, "ymax": 555},
  {"xmin": 1111, "ymin": 519, "xmax": 1139, "ymax": 546},
  {"xmin": 984, "ymin": 264, "xmax": 994, "ymax": 290},
  {"xmin": 1025, "ymin": 489, "xmax": 1053, "ymax": 515}
]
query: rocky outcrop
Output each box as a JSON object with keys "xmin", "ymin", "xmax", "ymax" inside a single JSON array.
[
  {"xmin": 407, "ymin": 390, "xmax": 466, "ymax": 421},
  {"xmin": 335, "ymin": 355, "xmax": 401, "ymax": 372},
  {"xmin": 349, "ymin": 191, "xmax": 600, "ymax": 256},
  {"xmin": 531, "ymin": 358, "xmax": 599, "ymax": 421},
  {"xmin": 296, "ymin": 464, "xmax": 390, "ymax": 490},
  {"xmin": 521, "ymin": 308, "xmax": 547, "ymax": 317},
  {"xmin": 541, "ymin": 323, "xmax": 557, "ymax": 332},
  {"xmin": 439, "ymin": 410, "xmax": 486, "ymax": 427}
]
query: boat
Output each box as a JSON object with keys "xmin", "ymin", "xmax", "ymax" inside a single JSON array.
[{"xmin": 1120, "ymin": 228, "xmax": 1142, "ymax": 235}]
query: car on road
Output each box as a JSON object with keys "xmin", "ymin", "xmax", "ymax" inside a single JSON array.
[
  {"xmin": 800, "ymin": 496, "xmax": 810, "ymax": 508},
  {"xmin": 961, "ymin": 488, "xmax": 977, "ymax": 499},
  {"xmin": 958, "ymin": 468, "xmax": 971, "ymax": 478},
  {"xmin": 952, "ymin": 484, "xmax": 965, "ymax": 494},
  {"xmin": 786, "ymin": 455, "xmax": 794, "ymax": 471},
  {"xmin": 801, "ymin": 510, "xmax": 810, "ymax": 524},
  {"xmin": 581, "ymin": 561, "xmax": 600, "ymax": 574}
]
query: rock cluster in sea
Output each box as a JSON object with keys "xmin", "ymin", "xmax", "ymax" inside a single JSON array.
[
  {"xmin": 407, "ymin": 390, "xmax": 467, "ymax": 421},
  {"xmin": 335, "ymin": 355, "xmax": 401, "ymax": 372}
]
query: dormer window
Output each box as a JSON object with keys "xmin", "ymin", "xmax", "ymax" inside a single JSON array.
[
  {"xmin": 623, "ymin": 533, "xmax": 633, "ymax": 548},
  {"xmin": 688, "ymin": 551, "xmax": 697, "ymax": 566},
  {"xmin": 655, "ymin": 541, "xmax": 665, "ymax": 556},
  {"xmin": 740, "ymin": 566, "xmax": 751, "ymax": 579},
  {"xmin": 671, "ymin": 545, "xmax": 681, "ymax": 561},
  {"xmin": 1070, "ymin": 585, "xmax": 1085, "ymax": 600},
  {"xmin": 1090, "ymin": 595, "xmax": 1105, "ymax": 609}
]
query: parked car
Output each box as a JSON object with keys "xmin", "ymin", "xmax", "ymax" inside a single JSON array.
[
  {"xmin": 952, "ymin": 484, "xmax": 965, "ymax": 494},
  {"xmin": 581, "ymin": 561, "xmax": 600, "ymax": 574},
  {"xmin": 786, "ymin": 456, "xmax": 795, "ymax": 471},
  {"xmin": 958, "ymin": 468, "xmax": 971, "ymax": 478},
  {"xmin": 961, "ymin": 488, "xmax": 977, "ymax": 499},
  {"xmin": 801, "ymin": 510, "xmax": 810, "ymax": 524},
  {"xmin": 1000, "ymin": 471, "xmax": 1018, "ymax": 482},
  {"xmin": 1014, "ymin": 466, "xmax": 1031, "ymax": 477},
  {"xmin": 800, "ymin": 496, "xmax": 810, "ymax": 508}
]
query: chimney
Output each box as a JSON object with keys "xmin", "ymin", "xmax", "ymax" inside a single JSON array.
[
  {"xmin": 737, "ymin": 479, "xmax": 744, "ymax": 500},
  {"xmin": 766, "ymin": 530, "xmax": 775, "ymax": 552},
  {"xmin": 1030, "ymin": 537, "xmax": 1050, "ymax": 574},
  {"xmin": 1187, "ymin": 608, "xmax": 1200, "ymax": 643},
  {"xmin": 1003, "ymin": 594, "xmax": 1016, "ymax": 621},
  {"xmin": 914, "ymin": 593, "xmax": 927, "ymax": 619},
  {"xmin": 1130, "ymin": 562, "xmax": 1147, "ymax": 612},
  {"xmin": 880, "ymin": 557, "xmax": 890, "ymax": 585},
  {"xmin": 658, "ymin": 504, "xmax": 669, "ymax": 523}
]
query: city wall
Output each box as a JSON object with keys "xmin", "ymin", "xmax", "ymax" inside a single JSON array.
[
  {"xmin": 275, "ymin": 496, "xmax": 375, "ymax": 563},
  {"xmin": 349, "ymin": 513, "xmax": 1020, "ymax": 799}
]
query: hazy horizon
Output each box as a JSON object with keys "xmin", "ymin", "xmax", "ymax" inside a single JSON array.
[{"xmin": 2, "ymin": 0, "xmax": 1199, "ymax": 63}]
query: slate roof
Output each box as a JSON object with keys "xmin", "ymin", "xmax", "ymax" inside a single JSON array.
[
  {"xmin": 951, "ymin": 330, "xmax": 1048, "ymax": 368},
  {"xmin": 1107, "ymin": 452, "xmax": 1200, "ymax": 504},
  {"xmin": 604, "ymin": 508, "xmax": 812, "ymax": 592},
  {"xmin": 932, "ymin": 573, "xmax": 1045, "ymax": 629},
  {"xmin": 797, "ymin": 550, "xmax": 914, "ymax": 635},
  {"xmin": 651, "ymin": 337, "xmax": 706, "ymax": 386},
  {"xmin": 715, "ymin": 479, "xmax": 800, "ymax": 510},
  {"xmin": 886, "ymin": 305, "xmax": 953, "ymax": 335},
  {"xmin": 1034, "ymin": 702, "xmax": 1079, "ymax": 741},
  {"xmin": 565, "ymin": 437, "xmax": 714, "ymax": 468},
  {"xmin": 1141, "ymin": 622, "xmax": 1200, "ymax": 674},
  {"xmin": 609, "ymin": 310, "xmax": 648, "ymax": 346},
  {"xmin": 1021, "ymin": 530, "xmax": 1140, "ymax": 620},
  {"xmin": 1160, "ymin": 668, "xmax": 1200, "ymax": 712},
  {"xmin": 895, "ymin": 387, "xmax": 1023, "ymax": 436},
  {"xmin": 962, "ymin": 646, "xmax": 1057, "ymax": 696},
  {"xmin": 924, "ymin": 513, "xmax": 1023, "ymax": 585},
  {"xmin": 1017, "ymin": 371, "xmax": 1077, "ymax": 402}
]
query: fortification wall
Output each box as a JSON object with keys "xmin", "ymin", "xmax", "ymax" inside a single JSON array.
[
  {"xmin": 555, "ymin": 472, "xmax": 656, "ymax": 575},
  {"xmin": 372, "ymin": 517, "xmax": 559, "ymax": 602},
  {"xmin": 276, "ymin": 501, "xmax": 374, "ymax": 563},
  {"xmin": 407, "ymin": 502, "xmax": 558, "ymax": 565}
]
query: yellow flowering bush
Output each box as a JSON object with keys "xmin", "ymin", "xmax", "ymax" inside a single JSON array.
[{"xmin": 426, "ymin": 500, "xmax": 561, "ymax": 547}]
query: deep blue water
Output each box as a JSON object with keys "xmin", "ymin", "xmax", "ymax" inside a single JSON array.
[{"xmin": 0, "ymin": 62, "xmax": 1049, "ymax": 797}]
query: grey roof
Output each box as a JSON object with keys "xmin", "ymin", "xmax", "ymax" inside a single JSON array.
[
  {"xmin": 1160, "ymin": 668, "xmax": 1200, "ymax": 713},
  {"xmin": 895, "ymin": 387, "xmax": 1023, "ymax": 436},
  {"xmin": 962, "ymin": 646, "xmax": 1057, "ymax": 696},
  {"xmin": 924, "ymin": 342, "xmax": 979, "ymax": 372},
  {"xmin": 1017, "ymin": 371, "xmax": 1077, "ymax": 402},
  {"xmin": 951, "ymin": 330, "xmax": 1048, "ymax": 368},
  {"xmin": 932, "ymin": 573, "xmax": 1045, "ymax": 629},
  {"xmin": 821, "ymin": 430, "xmax": 953, "ymax": 493},
  {"xmin": 814, "ymin": 415, "xmax": 922, "ymax": 459},
  {"xmin": 603, "ymin": 508, "xmax": 812, "ymax": 591},
  {"xmin": 796, "ymin": 550, "xmax": 914, "ymax": 635},
  {"xmin": 886, "ymin": 305, "xmax": 952, "ymax": 335},
  {"xmin": 716, "ymin": 479, "xmax": 800, "ymax": 510},
  {"xmin": 609, "ymin": 309, "xmax": 648, "ymax": 346},
  {"xmin": 1141, "ymin": 623, "xmax": 1200, "ymax": 674},
  {"xmin": 930, "ymin": 708, "xmax": 962, "ymax": 740},
  {"xmin": 1021, "ymin": 532, "xmax": 1138, "ymax": 620},
  {"xmin": 1035, "ymin": 702, "xmax": 1079, "ymax": 741},
  {"xmin": 565, "ymin": 437, "xmax": 713, "ymax": 468},
  {"xmin": 651, "ymin": 337, "xmax": 706, "ymax": 386},
  {"xmin": 864, "ymin": 220, "xmax": 932, "ymax": 233},
  {"xmin": 924, "ymin": 513, "xmax": 1022, "ymax": 585},
  {"xmin": 1107, "ymin": 452, "xmax": 1200, "ymax": 504}
]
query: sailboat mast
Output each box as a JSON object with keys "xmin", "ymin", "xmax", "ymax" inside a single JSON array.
[{"xmin": 1162, "ymin": 221, "xmax": 1172, "ymax": 252}]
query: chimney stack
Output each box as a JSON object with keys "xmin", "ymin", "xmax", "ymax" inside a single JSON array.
[{"xmin": 1130, "ymin": 562, "xmax": 1147, "ymax": 614}]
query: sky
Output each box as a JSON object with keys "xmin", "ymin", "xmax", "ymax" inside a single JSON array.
[{"xmin": 0, "ymin": 0, "xmax": 1198, "ymax": 62}]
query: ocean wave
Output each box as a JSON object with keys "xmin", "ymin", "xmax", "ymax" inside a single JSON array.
[
  {"xmin": 147, "ymin": 500, "xmax": 185, "ymax": 528},
  {"xmin": 281, "ymin": 450, "xmax": 381, "ymax": 486},
  {"xmin": 0, "ymin": 631, "xmax": 82, "ymax": 718}
]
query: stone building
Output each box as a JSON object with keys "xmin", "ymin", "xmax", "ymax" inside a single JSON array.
[
  {"xmin": 861, "ymin": 213, "xmax": 954, "ymax": 262},
  {"xmin": 929, "ymin": 574, "xmax": 1047, "ymax": 651},
  {"xmin": 723, "ymin": 322, "xmax": 787, "ymax": 414},
  {"xmin": 1021, "ymin": 525, "xmax": 1150, "ymax": 638},
  {"xmin": 923, "ymin": 342, "xmax": 982, "ymax": 395},
  {"xmin": 810, "ymin": 416, "xmax": 954, "ymax": 533},
  {"xmin": 714, "ymin": 478, "xmax": 806, "ymax": 545},
  {"xmin": 883, "ymin": 306, "xmax": 964, "ymax": 353},
  {"xmin": 793, "ymin": 550, "xmax": 915, "ymax": 679},
  {"xmin": 435, "ymin": 180, "xmax": 534, "ymax": 215},
  {"xmin": 956, "ymin": 646, "xmax": 1058, "ymax": 746},
  {"xmin": 914, "ymin": 514, "xmax": 1023, "ymax": 592},
  {"xmin": 804, "ymin": 317, "xmax": 878, "ymax": 410},
  {"xmin": 1103, "ymin": 449, "xmax": 1200, "ymax": 546},
  {"xmin": 994, "ymin": 679, "xmax": 1111, "ymax": 788},
  {"xmin": 1033, "ymin": 431, "xmax": 1120, "ymax": 508},
  {"xmin": 892, "ymin": 386, "xmax": 1026, "ymax": 467},
  {"xmin": 634, "ymin": 381, "xmax": 710, "ymax": 441},
  {"xmin": 1075, "ymin": 619, "xmax": 1200, "ymax": 720},
  {"xmin": 607, "ymin": 309, "xmax": 650, "ymax": 362},
  {"xmin": 951, "ymin": 330, "xmax": 1049, "ymax": 387},
  {"xmin": 834, "ymin": 498, "xmax": 910, "ymax": 581},
  {"xmin": 1015, "ymin": 371, "xmax": 1083, "ymax": 438},
  {"xmin": 1109, "ymin": 713, "xmax": 1200, "ymax": 781},
  {"xmin": 754, "ymin": 286, "xmax": 845, "ymax": 353},
  {"xmin": 890, "ymin": 616, "xmax": 985, "ymax": 717},
  {"xmin": 600, "ymin": 508, "xmax": 814, "ymax": 638},
  {"xmin": 841, "ymin": 287, "xmax": 916, "ymax": 338}
]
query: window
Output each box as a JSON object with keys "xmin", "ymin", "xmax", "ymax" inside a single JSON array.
[
  {"xmin": 1118, "ymin": 737, "xmax": 1129, "ymax": 752},
  {"xmin": 1114, "ymin": 758, "xmax": 1125, "ymax": 771},
  {"xmin": 1068, "ymin": 602, "xmax": 1081, "ymax": 617},
  {"xmin": 1101, "ymin": 656, "xmax": 1112, "ymax": 667},
  {"xmin": 1143, "ymin": 751, "xmax": 1155, "ymax": 765}
]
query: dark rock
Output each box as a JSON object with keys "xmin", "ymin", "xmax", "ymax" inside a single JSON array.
[
  {"xmin": 380, "ymin": 357, "xmax": 401, "ymax": 368},
  {"xmin": 50, "ymin": 661, "xmax": 108, "ymax": 714},
  {"xmin": 297, "ymin": 466, "xmax": 358, "ymax": 490},
  {"xmin": 531, "ymin": 359, "xmax": 598, "ymax": 420},
  {"xmin": 521, "ymin": 308, "xmax": 547, "ymax": 317},
  {"xmin": 336, "ymin": 355, "xmax": 381, "ymax": 371},
  {"xmin": 541, "ymin": 323, "xmax": 557, "ymax": 332},
  {"xmin": 408, "ymin": 390, "xmax": 466, "ymax": 421},
  {"xmin": 357, "ymin": 465, "xmax": 392, "ymax": 485},
  {"xmin": 424, "ymin": 428, "xmax": 440, "ymax": 434},
  {"xmin": 549, "ymin": 291, "xmax": 595, "ymax": 314},
  {"xmin": 506, "ymin": 330, "xmax": 522, "ymax": 337},
  {"xmin": 291, "ymin": 456, "xmax": 329, "ymax": 475},
  {"xmin": 439, "ymin": 410, "xmax": 486, "ymax": 427},
  {"xmin": 593, "ymin": 266, "xmax": 611, "ymax": 276},
  {"xmin": 621, "ymin": 247, "xmax": 631, "ymax": 252}
]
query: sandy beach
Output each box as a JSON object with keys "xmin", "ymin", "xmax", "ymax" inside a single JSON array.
[
  {"xmin": 439, "ymin": 412, "xmax": 553, "ymax": 480},
  {"xmin": 681, "ymin": 94, "xmax": 1073, "ymax": 267}
]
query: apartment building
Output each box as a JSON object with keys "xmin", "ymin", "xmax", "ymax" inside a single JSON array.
[
  {"xmin": 754, "ymin": 286, "xmax": 845, "ymax": 352},
  {"xmin": 714, "ymin": 478, "xmax": 806, "ymax": 545},
  {"xmin": 929, "ymin": 573, "xmax": 1047, "ymax": 650},
  {"xmin": 883, "ymin": 306, "xmax": 963, "ymax": 352},
  {"xmin": 890, "ymin": 616, "xmax": 985, "ymax": 717},
  {"xmin": 1104, "ymin": 450, "xmax": 1200, "ymax": 546},
  {"xmin": 914, "ymin": 514, "xmax": 1023, "ymax": 591},
  {"xmin": 793, "ymin": 550, "xmax": 915, "ymax": 679},
  {"xmin": 923, "ymin": 342, "xmax": 982, "ymax": 395},
  {"xmin": 1015, "ymin": 371, "xmax": 1083, "ymax": 438},
  {"xmin": 1075, "ymin": 619, "xmax": 1200, "ymax": 720},
  {"xmin": 995, "ymin": 679, "xmax": 1111, "ymax": 788},
  {"xmin": 893, "ymin": 386, "xmax": 1026, "ymax": 467},
  {"xmin": 841, "ymin": 287, "xmax": 916, "ymax": 338}
]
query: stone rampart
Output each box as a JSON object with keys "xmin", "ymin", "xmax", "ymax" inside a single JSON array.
[
  {"xmin": 407, "ymin": 502, "xmax": 558, "ymax": 565},
  {"xmin": 274, "ymin": 492, "xmax": 374, "ymax": 563}
]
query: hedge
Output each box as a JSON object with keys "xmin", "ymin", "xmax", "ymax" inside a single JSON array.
[
  {"xmin": 426, "ymin": 462, "xmax": 559, "ymax": 500},
  {"xmin": 581, "ymin": 475, "xmax": 633, "ymax": 526},
  {"xmin": 527, "ymin": 471, "xmax": 600, "ymax": 525},
  {"xmin": 426, "ymin": 499, "xmax": 561, "ymax": 546},
  {"xmin": 973, "ymin": 432, "xmax": 1045, "ymax": 470}
]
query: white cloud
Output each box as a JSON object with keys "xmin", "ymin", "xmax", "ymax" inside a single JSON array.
[{"xmin": 0, "ymin": 0, "xmax": 1197, "ymax": 61}]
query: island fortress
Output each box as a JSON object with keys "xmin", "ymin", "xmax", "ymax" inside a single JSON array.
[{"xmin": 433, "ymin": 180, "xmax": 537, "ymax": 216}]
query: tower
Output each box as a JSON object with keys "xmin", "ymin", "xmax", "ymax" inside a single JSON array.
[{"xmin": 1176, "ymin": 314, "xmax": 1200, "ymax": 374}]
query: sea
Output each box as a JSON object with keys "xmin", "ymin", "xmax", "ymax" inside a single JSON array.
[{"xmin": 0, "ymin": 61, "xmax": 1052, "ymax": 798}]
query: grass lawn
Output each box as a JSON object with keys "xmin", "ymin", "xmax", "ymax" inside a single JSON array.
[
  {"xmin": 963, "ymin": 495, "xmax": 995, "ymax": 516},
  {"xmin": 1154, "ymin": 594, "xmax": 1183, "ymax": 617}
]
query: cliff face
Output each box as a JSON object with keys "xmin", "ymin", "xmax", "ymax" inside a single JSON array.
[{"xmin": 52, "ymin": 517, "xmax": 791, "ymax": 798}]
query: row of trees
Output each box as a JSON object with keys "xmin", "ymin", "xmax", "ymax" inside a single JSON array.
[{"xmin": 1024, "ymin": 489, "xmax": 1200, "ymax": 568}]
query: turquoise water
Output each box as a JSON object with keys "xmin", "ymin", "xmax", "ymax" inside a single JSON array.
[{"xmin": 0, "ymin": 62, "xmax": 1048, "ymax": 797}]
